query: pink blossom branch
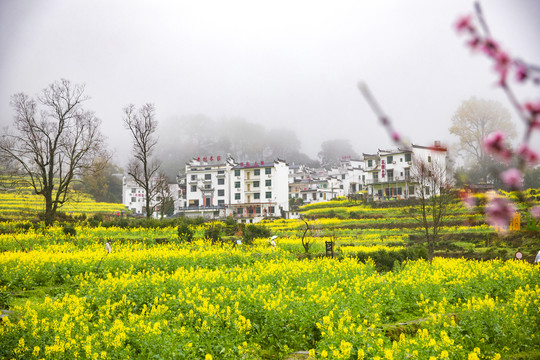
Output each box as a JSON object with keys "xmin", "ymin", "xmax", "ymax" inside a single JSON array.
[
  {"xmin": 457, "ymin": 2, "xmax": 540, "ymax": 199},
  {"xmin": 357, "ymin": 82, "xmax": 410, "ymax": 149}
]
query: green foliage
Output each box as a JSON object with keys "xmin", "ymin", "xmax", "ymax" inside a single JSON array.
[
  {"xmin": 223, "ymin": 216, "xmax": 239, "ymax": 236},
  {"xmin": 177, "ymin": 223, "xmax": 194, "ymax": 243},
  {"xmin": 62, "ymin": 223, "xmax": 77, "ymax": 237},
  {"xmin": 353, "ymin": 247, "xmax": 428, "ymax": 272},
  {"xmin": 205, "ymin": 222, "xmax": 223, "ymax": 244},
  {"xmin": 243, "ymin": 224, "xmax": 271, "ymax": 245}
]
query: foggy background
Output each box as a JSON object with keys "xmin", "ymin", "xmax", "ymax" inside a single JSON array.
[{"xmin": 1, "ymin": 0, "xmax": 539, "ymax": 176}]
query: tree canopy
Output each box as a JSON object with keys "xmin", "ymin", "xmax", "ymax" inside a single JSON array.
[
  {"xmin": 0, "ymin": 79, "xmax": 105, "ymax": 224},
  {"xmin": 449, "ymin": 97, "xmax": 516, "ymax": 183}
]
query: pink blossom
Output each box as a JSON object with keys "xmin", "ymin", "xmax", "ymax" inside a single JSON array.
[
  {"xmin": 531, "ymin": 120, "xmax": 540, "ymax": 130},
  {"xmin": 517, "ymin": 144, "xmax": 539, "ymax": 165},
  {"xmin": 524, "ymin": 101, "xmax": 540, "ymax": 116},
  {"xmin": 485, "ymin": 197, "xmax": 516, "ymax": 229},
  {"xmin": 391, "ymin": 131, "xmax": 401, "ymax": 142},
  {"xmin": 494, "ymin": 51, "xmax": 510, "ymax": 86},
  {"xmin": 455, "ymin": 15, "xmax": 475, "ymax": 33},
  {"xmin": 481, "ymin": 38, "xmax": 499, "ymax": 58},
  {"xmin": 500, "ymin": 168, "xmax": 523, "ymax": 190},
  {"xmin": 515, "ymin": 62, "xmax": 528, "ymax": 82},
  {"xmin": 467, "ymin": 37, "xmax": 481, "ymax": 50},
  {"xmin": 483, "ymin": 131, "xmax": 512, "ymax": 161},
  {"xmin": 531, "ymin": 206, "xmax": 540, "ymax": 219},
  {"xmin": 462, "ymin": 193, "xmax": 476, "ymax": 209}
]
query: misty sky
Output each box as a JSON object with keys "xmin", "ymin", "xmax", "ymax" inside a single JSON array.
[{"xmin": 1, "ymin": 0, "xmax": 539, "ymax": 165}]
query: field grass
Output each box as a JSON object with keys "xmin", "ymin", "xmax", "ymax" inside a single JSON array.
[
  {"xmin": 1, "ymin": 191, "xmax": 539, "ymax": 359},
  {"xmin": 0, "ymin": 180, "xmax": 125, "ymax": 220}
]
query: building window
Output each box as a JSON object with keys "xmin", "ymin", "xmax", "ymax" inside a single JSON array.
[
  {"xmin": 254, "ymin": 169, "xmax": 260, "ymax": 176},
  {"xmin": 235, "ymin": 182, "xmax": 240, "ymax": 188},
  {"xmin": 191, "ymin": 185, "xmax": 197, "ymax": 192},
  {"xmin": 265, "ymin": 191, "xmax": 272, "ymax": 199},
  {"xmin": 373, "ymin": 172, "xmax": 379, "ymax": 182},
  {"xmin": 205, "ymin": 174, "xmax": 211, "ymax": 180},
  {"xmin": 388, "ymin": 155, "xmax": 393, "ymax": 163},
  {"xmin": 204, "ymin": 184, "xmax": 211, "ymax": 189},
  {"xmin": 218, "ymin": 200, "xmax": 224, "ymax": 206},
  {"xmin": 425, "ymin": 186, "xmax": 430, "ymax": 195},
  {"xmin": 131, "ymin": 197, "xmax": 136, "ymax": 202},
  {"xmin": 254, "ymin": 193, "xmax": 260, "ymax": 200},
  {"xmin": 400, "ymin": 158, "xmax": 403, "ymax": 162},
  {"xmin": 428, "ymin": 156, "xmax": 432, "ymax": 163},
  {"xmin": 269, "ymin": 206, "xmax": 275, "ymax": 213},
  {"xmin": 342, "ymin": 174, "xmax": 345, "ymax": 179},
  {"xmin": 254, "ymin": 181, "xmax": 260, "ymax": 187},
  {"xmin": 131, "ymin": 188, "xmax": 136, "ymax": 193},
  {"xmin": 368, "ymin": 159, "xmax": 373, "ymax": 167},
  {"xmin": 265, "ymin": 168, "xmax": 271, "ymax": 175},
  {"xmin": 256, "ymin": 207, "xmax": 261, "ymax": 214},
  {"xmin": 409, "ymin": 186, "xmax": 415, "ymax": 195},
  {"xmin": 265, "ymin": 179, "xmax": 271, "ymax": 187},
  {"xmin": 218, "ymin": 189, "xmax": 225, "ymax": 196},
  {"xmin": 362, "ymin": 175, "xmax": 365, "ymax": 181},
  {"xmin": 236, "ymin": 207, "xmax": 243, "ymax": 215},
  {"xmin": 218, "ymin": 178, "xmax": 225, "ymax": 185},
  {"xmin": 234, "ymin": 170, "xmax": 240, "ymax": 177},
  {"xmin": 235, "ymin": 193, "xmax": 241, "ymax": 200},
  {"xmin": 191, "ymin": 175, "xmax": 197, "ymax": 180},
  {"xmin": 405, "ymin": 153, "xmax": 411, "ymax": 162},
  {"xmin": 218, "ymin": 170, "xmax": 224, "ymax": 174}
]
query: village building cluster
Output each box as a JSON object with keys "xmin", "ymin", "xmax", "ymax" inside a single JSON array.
[{"xmin": 122, "ymin": 142, "xmax": 448, "ymax": 221}]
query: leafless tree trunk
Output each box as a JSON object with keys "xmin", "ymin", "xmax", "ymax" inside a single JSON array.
[
  {"xmin": 0, "ymin": 79, "xmax": 105, "ymax": 225},
  {"xmin": 154, "ymin": 172, "xmax": 173, "ymax": 219},
  {"xmin": 411, "ymin": 157, "xmax": 454, "ymax": 262},
  {"xmin": 300, "ymin": 217, "xmax": 321, "ymax": 254},
  {"xmin": 123, "ymin": 103, "xmax": 160, "ymax": 219}
]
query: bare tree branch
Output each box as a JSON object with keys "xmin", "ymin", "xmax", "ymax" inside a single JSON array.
[
  {"xmin": 123, "ymin": 103, "xmax": 161, "ymax": 218},
  {"xmin": 0, "ymin": 79, "xmax": 105, "ymax": 225}
]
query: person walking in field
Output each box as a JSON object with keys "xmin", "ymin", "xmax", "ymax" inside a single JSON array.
[{"xmin": 105, "ymin": 241, "xmax": 111, "ymax": 253}]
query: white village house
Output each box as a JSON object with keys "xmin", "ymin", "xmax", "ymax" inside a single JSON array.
[
  {"xmin": 362, "ymin": 143, "xmax": 448, "ymax": 201},
  {"xmin": 122, "ymin": 143, "xmax": 448, "ymax": 217}
]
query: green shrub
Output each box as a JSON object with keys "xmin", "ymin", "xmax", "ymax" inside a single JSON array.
[
  {"xmin": 205, "ymin": 222, "xmax": 223, "ymax": 244},
  {"xmin": 62, "ymin": 223, "xmax": 77, "ymax": 237},
  {"xmin": 243, "ymin": 224, "xmax": 271, "ymax": 245},
  {"xmin": 353, "ymin": 247, "xmax": 427, "ymax": 272},
  {"xmin": 177, "ymin": 223, "xmax": 194, "ymax": 243}
]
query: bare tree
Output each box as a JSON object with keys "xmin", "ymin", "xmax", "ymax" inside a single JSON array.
[
  {"xmin": 0, "ymin": 79, "xmax": 105, "ymax": 225},
  {"xmin": 123, "ymin": 103, "xmax": 160, "ymax": 219},
  {"xmin": 154, "ymin": 172, "xmax": 174, "ymax": 219},
  {"xmin": 411, "ymin": 157, "xmax": 454, "ymax": 262},
  {"xmin": 449, "ymin": 97, "xmax": 516, "ymax": 182},
  {"xmin": 300, "ymin": 217, "xmax": 321, "ymax": 254}
]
